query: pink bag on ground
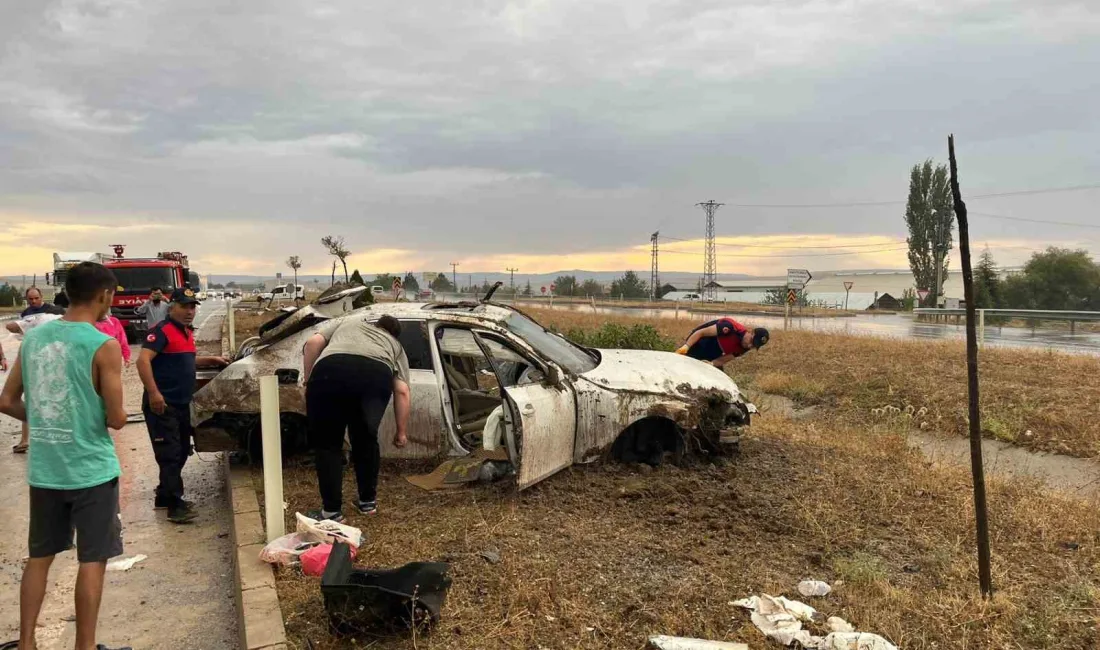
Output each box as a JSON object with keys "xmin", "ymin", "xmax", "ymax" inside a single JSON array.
[{"xmin": 301, "ymin": 543, "xmax": 358, "ymax": 577}]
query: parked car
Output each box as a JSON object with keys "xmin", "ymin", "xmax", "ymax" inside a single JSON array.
[
  {"xmin": 192, "ymin": 289, "xmax": 755, "ymax": 489},
  {"xmin": 370, "ymin": 285, "xmax": 385, "ymax": 296}
]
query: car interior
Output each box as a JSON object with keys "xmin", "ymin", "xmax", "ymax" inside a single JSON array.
[{"xmin": 435, "ymin": 328, "xmax": 543, "ymax": 450}]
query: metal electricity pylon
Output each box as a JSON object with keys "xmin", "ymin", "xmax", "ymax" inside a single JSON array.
[{"xmin": 696, "ymin": 200, "xmax": 723, "ymax": 301}]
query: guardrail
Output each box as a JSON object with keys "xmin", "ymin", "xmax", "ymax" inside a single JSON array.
[{"xmin": 913, "ymin": 308, "xmax": 1100, "ymax": 345}]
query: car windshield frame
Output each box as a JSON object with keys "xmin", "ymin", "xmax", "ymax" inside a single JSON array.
[{"xmin": 503, "ymin": 313, "xmax": 598, "ymax": 375}]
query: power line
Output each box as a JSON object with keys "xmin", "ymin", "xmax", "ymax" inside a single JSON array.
[
  {"xmin": 715, "ymin": 182, "xmax": 1100, "ymax": 209},
  {"xmin": 971, "ymin": 212, "xmax": 1100, "ymax": 230},
  {"xmin": 657, "ymin": 245, "xmax": 911, "ymax": 259},
  {"xmin": 659, "ymin": 234, "xmax": 908, "ymax": 249}
]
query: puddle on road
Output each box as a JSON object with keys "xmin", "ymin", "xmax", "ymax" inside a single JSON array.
[{"xmin": 756, "ymin": 393, "xmax": 1100, "ymax": 498}]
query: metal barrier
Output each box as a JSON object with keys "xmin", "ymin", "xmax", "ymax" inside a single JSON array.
[{"xmin": 913, "ymin": 308, "xmax": 1100, "ymax": 346}]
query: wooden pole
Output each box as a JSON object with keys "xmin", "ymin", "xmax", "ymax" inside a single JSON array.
[{"xmin": 949, "ymin": 134, "xmax": 993, "ymax": 599}]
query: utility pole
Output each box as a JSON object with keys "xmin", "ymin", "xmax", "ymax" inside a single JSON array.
[
  {"xmin": 450, "ymin": 262, "xmax": 459, "ymax": 292},
  {"xmin": 506, "ymin": 268, "xmax": 519, "ymax": 294},
  {"xmin": 696, "ymin": 201, "xmax": 723, "ymax": 302},
  {"xmin": 650, "ymin": 232, "xmax": 660, "ymax": 302}
]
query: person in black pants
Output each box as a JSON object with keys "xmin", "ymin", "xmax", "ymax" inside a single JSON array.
[
  {"xmin": 302, "ymin": 314, "xmax": 411, "ymax": 522},
  {"xmin": 136, "ymin": 288, "xmax": 228, "ymax": 523}
]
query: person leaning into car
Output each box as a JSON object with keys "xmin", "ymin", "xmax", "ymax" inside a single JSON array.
[
  {"xmin": 676, "ymin": 317, "xmax": 769, "ymax": 368},
  {"xmin": 302, "ymin": 314, "xmax": 411, "ymax": 523}
]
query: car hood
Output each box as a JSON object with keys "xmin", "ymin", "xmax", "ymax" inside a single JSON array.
[{"xmin": 579, "ymin": 349, "xmax": 742, "ymax": 401}]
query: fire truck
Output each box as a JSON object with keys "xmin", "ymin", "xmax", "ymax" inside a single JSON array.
[{"xmin": 104, "ymin": 245, "xmax": 191, "ymax": 341}]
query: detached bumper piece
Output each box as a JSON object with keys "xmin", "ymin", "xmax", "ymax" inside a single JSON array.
[{"xmin": 321, "ymin": 542, "xmax": 452, "ymax": 633}]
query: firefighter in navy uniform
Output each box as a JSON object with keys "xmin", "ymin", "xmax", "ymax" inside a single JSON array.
[{"xmin": 136, "ymin": 287, "xmax": 228, "ymax": 523}]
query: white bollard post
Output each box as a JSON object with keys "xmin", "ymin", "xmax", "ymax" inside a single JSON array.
[
  {"xmin": 260, "ymin": 375, "xmax": 285, "ymax": 542},
  {"xmin": 227, "ymin": 301, "xmax": 236, "ymax": 357},
  {"xmin": 978, "ymin": 309, "xmax": 985, "ymax": 350}
]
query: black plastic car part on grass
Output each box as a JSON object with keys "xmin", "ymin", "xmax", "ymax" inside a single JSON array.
[{"xmin": 321, "ymin": 542, "xmax": 453, "ymax": 634}]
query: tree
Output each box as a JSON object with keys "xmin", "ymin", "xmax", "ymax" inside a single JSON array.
[
  {"xmin": 580, "ymin": 279, "xmax": 604, "ymax": 296},
  {"xmin": 430, "ymin": 273, "xmax": 454, "ymax": 292},
  {"xmin": 904, "ymin": 160, "xmax": 955, "ymax": 306},
  {"xmin": 403, "ymin": 272, "xmax": 420, "ymax": 294},
  {"xmin": 370, "ymin": 273, "xmax": 396, "ymax": 289},
  {"xmin": 554, "ymin": 275, "xmax": 578, "ymax": 296},
  {"xmin": 286, "ymin": 256, "xmax": 302, "ymax": 299},
  {"xmin": 523, "ymin": 280, "xmax": 533, "ymax": 296},
  {"xmin": 0, "ymin": 283, "xmax": 23, "ymax": 307},
  {"xmin": 321, "ymin": 235, "xmax": 350, "ymax": 283},
  {"xmin": 609, "ymin": 271, "xmax": 648, "ymax": 299},
  {"xmin": 226, "ymin": 281, "xmax": 238, "ymax": 288},
  {"xmin": 350, "ymin": 269, "xmax": 365, "ymax": 286},
  {"xmin": 658, "ymin": 283, "xmax": 676, "ymax": 299},
  {"xmin": 973, "ymin": 248, "xmax": 1001, "ymax": 309},
  {"xmin": 1007, "ymin": 247, "xmax": 1100, "ymax": 311}
]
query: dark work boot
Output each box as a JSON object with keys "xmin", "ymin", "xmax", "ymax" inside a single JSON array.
[{"xmin": 167, "ymin": 503, "xmax": 197, "ymax": 524}]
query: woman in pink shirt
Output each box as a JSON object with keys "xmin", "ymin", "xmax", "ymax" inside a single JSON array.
[{"xmin": 95, "ymin": 315, "xmax": 132, "ymax": 365}]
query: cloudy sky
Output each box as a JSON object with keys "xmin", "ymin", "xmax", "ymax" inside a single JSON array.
[{"xmin": 1, "ymin": 0, "xmax": 1098, "ymax": 278}]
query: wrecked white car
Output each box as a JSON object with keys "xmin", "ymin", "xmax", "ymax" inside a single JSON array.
[{"xmin": 192, "ymin": 288, "xmax": 755, "ymax": 489}]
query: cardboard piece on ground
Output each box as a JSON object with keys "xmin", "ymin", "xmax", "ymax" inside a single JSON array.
[{"xmin": 406, "ymin": 448, "xmax": 509, "ymax": 491}]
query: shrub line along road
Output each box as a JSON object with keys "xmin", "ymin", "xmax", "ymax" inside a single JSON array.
[{"xmin": 0, "ymin": 301, "xmax": 237, "ymax": 650}]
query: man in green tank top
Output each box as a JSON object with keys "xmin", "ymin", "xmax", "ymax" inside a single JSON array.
[{"xmin": 0, "ymin": 262, "xmax": 131, "ymax": 650}]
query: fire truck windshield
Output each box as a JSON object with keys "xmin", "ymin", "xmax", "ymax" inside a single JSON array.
[{"xmin": 112, "ymin": 267, "xmax": 178, "ymax": 293}]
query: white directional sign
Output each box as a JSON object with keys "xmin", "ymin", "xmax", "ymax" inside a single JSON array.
[{"xmin": 787, "ymin": 268, "xmax": 813, "ymax": 288}]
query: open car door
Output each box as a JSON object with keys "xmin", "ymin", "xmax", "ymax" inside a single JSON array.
[{"xmin": 474, "ymin": 332, "xmax": 577, "ymax": 490}]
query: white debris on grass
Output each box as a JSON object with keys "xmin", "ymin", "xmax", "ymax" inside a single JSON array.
[
  {"xmin": 734, "ymin": 594, "xmax": 899, "ymax": 650},
  {"xmin": 798, "ymin": 579, "xmax": 832, "ymax": 597},
  {"xmin": 827, "ymin": 616, "xmax": 855, "ymax": 633},
  {"xmin": 648, "ymin": 635, "xmax": 749, "ymax": 649}
]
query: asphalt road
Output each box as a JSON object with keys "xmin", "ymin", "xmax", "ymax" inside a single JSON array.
[{"xmin": 0, "ymin": 301, "xmax": 237, "ymax": 650}]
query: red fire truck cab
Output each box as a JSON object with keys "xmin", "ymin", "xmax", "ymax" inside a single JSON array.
[{"xmin": 104, "ymin": 247, "xmax": 190, "ymax": 341}]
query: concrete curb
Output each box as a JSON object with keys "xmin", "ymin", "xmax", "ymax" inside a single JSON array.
[{"xmin": 225, "ymin": 458, "xmax": 288, "ymax": 650}]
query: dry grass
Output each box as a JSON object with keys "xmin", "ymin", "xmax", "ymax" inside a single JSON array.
[
  {"xmin": 268, "ymin": 414, "xmax": 1100, "ymax": 650},
  {"xmin": 229, "ymin": 306, "xmax": 273, "ymax": 341},
  {"xmin": 524, "ymin": 308, "xmax": 1100, "ymax": 458}
]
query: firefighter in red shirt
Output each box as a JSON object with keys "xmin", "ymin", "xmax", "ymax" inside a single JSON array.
[{"xmin": 676, "ymin": 318, "xmax": 769, "ymax": 368}]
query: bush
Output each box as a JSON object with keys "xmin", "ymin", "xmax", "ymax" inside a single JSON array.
[{"xmin": 562, "ymin": 323, "xmax": 675, "ymax": 351}]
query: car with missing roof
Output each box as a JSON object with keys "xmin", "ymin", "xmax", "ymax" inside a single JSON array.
[{"xmin": 192, "ymin": 286, "xmax": 755, "ymax": 489}]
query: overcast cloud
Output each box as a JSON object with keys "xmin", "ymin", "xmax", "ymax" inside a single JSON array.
[{"xmin": 1, "ymin": 0, "xmax": 1098, "ymax": 276}]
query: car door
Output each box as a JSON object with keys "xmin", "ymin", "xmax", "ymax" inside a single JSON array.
[
  {"xmin": 376, "ymin": 319, "xmax": 448, "ymax": 458},
  {"xmin": 474, "ymin": 331, "xmax": 577, "ymax": 489}
]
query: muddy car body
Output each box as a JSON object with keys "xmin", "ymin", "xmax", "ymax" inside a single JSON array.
[{"xmin": 193, "ymin": 291, "xmax": 755, "ymax": 489}]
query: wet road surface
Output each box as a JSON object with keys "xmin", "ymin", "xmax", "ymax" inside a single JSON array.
[
  {"xmin": 542, "ymin": 303, "xmax": 1100, "ymax": 355},
  {"xmin": 0, "ymin": 302, "xmax": 238, "ymax": 649}
]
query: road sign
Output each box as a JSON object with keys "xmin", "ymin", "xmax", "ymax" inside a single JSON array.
[
  {"xmin": 787, "ymin": 289, "xmax": 797, "ymax": 304},
  {"xmin": 541, "ymin": 286, "xmax": 547, "ymax": 294},
  {"xmin": 917, "ymin": 288, "xmax": 930, "ymax": 302},
  {"xmin": 843, "ymin": 281, "xmax": 854, "ymax": 291},
  {"xmin": 392, "ymin": 278, "xmax": 402, "ymax": 290},
  {"xmin": 787, "ymin": 268, "xmax": 812, "ymax": 288}
]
